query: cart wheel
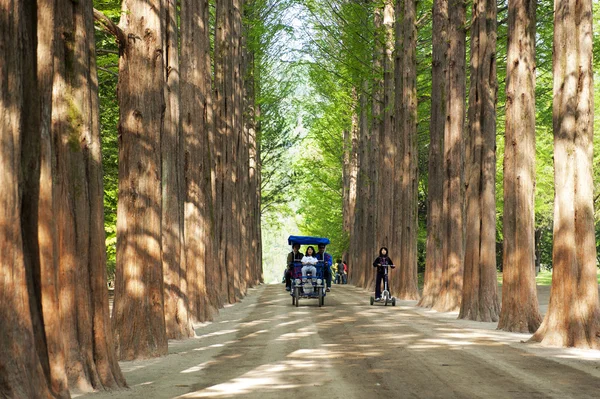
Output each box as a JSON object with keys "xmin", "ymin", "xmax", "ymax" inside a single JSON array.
[
  {"xmin": 384, "ymin": 298, "xmax": 388, "ymax": 306},
  {"xmin": 318, "ymin": 288, "xmax": 323, "ymax": 307},
  {"xmin": 392, "ymin": 298, "xmax": 396, "ymax": 306},
  {"xmin": 292, "ymin": 293, "xmax": 296, "ymax": 306},
  {"xmin": 321, "ymin": 289, "xmax": 325, "ymax": 307},
  {"xmin": 294, "ymin": 288, "xmax": 300, "ymax": 307},
  {"xmin": 370, "ymin": 296, "xmax": 374, "ymax": 306}
]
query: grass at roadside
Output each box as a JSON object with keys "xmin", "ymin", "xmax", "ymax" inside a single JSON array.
[{"xmin": 497, "ymin": 269, "xmax": 600, "ymax": 286}]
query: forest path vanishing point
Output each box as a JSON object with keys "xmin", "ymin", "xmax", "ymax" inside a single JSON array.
[{"xmin": 80, "ymin": 284, "xmax": 600, "ymax": 399}]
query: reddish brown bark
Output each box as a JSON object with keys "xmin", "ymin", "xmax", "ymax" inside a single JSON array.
[
  {"xmin": 498, "ymin": 0, "xmax": 542, "ymax": 332},
  {"xmin": 181, "ymin": 0, "xmax": 218, "ymax": 323},
  {"xmin": 52, "ymin": 0, "xmax": 126, "ymax": 387},
  {"xmin": 396, "ymin": 0, "xmax": 420, "ymax": 300},
  {"xmin": 530, "ymin": 0, "xmax": 600, "ymax": 348},
  {"xmin": 419, "ymin": 0, "xmax": 447, "ymax": 308},
  {"xmin": 460, "ymin": 0, "xmax": 500, "ymax": 322},
  {"xmin": 112, "ymin": 0, "xmax": 168, "ymax": 360},
  {"xmin": 163, "ymin": 0, "xmax": 194, "ymax": 338},
  {"xmin": 0, "ymin": 1, "xmax": 60, "ymax": 397},
  {"xmin": 433, "ymin": 0, "xmax": 466, "ymax": 313}
]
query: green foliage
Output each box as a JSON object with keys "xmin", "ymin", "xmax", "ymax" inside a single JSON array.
[{"xmin": 94, "ymin": 0, "xmax": 120, "ymax": 281}]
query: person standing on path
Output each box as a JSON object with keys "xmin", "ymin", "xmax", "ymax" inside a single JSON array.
[
  {"xmin": 316, "ymin": 244, "xmax": 333, "ymax": 292},
  {"xmin": 372, "ymin": 247, "xmax": 395, "ymax": 300}
]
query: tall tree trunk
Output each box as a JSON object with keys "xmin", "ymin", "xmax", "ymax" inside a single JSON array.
[
  {"xmin": 498, "ymin": 0, "xmax": 542, "ymax": 332},
  {"xmin": 113, "ymin": 0, "xmax": 168, "ymax": 360},
  {"xmin": 530, "ymin": 0, "xmax": 600, "ymax": 348},
  {"xmin": 52, "ymin": 0, "xmax": 127, "ymax": 387},
  {"xmin": 396, "ymin": 0, "xmax": 420, "ymax": 300},
  {"xmin": 433, "ymin": 0, "xmax": 466, "ymax": 313},
  {"xmin": 378, "ymin": 0, "xmax": 395, "ymax": 250},
  {"xmin": 0, "ymin": 1, "xmax": 60, "ymax": 397},
  {"xmin": 368, "ymin": 4, "xmax": 383, "ymax": 290},
  {"xmin": 460, "ymin": 0, "xmax": 500, "ymax": 321},
  {"xmin": 419, "ymin": 0, "xmax": 447, "ymax": 308},
  {"xmin": 215, "ymin": 0, "xmax": 235, "ymax": 304},
  {"xmin": 181, "ymin": 0, "xmax": 218, "ymax": 323},
  {"xmin": 163, "ymin": 0, "xmax": 194, "ymax": 338},
  {"xmin": 244, "ymin": 2, "xmax": 262, "ymax": 287}
]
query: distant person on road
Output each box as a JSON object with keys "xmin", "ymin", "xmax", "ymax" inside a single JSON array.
[
  {"xmin": 316, "ymin": 244, "xmax": 333, "ymax": 292},
  {"xmin": 342, "ymin": 260, "xmax": 348, "ymax": 284},
  {"xmin": 334, "ymin": 259, "xmax": 343, "ymax": 284},
  {"xmin": 373, "ymin": 247, "xmax": 395, "ymax": 301},
  {"xmin": 286, "ymin": 244, "xmax": 303, "ymax": 291}
]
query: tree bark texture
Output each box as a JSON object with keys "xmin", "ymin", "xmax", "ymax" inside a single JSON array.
[
  {"xmin": 530, "ymin": 0, "xmax": 600, "ymax": 348},
  {"xmin": 460, "ymin": 0, "xmax": 500, "ymax": 322},
  {"xmin": 163, "ymin": 0, "xmax": 194, "ymax": 338},
  {"xmin": 113, "ymin": 0, "xmax": 168, "ymax": 360},
  {"xmin": 181, "ymin": 0, "xmax": 218, "ymax": 323},
  {"xmin": 396, "ymin": 0, "xmax": 420, "ymax": 300},
  {"xmin": 37, "ymin": 0, "xmax": 70, "ymax": 395},
  {"xmin": 367, "ymin": 4, "xmax": 383, "ymax": 290},
  {"xmin": 419, "ymin": 0, "xmax": 447, "ymax": 308},
  {"xmin": 52, "ymin": 0, "xmax": 126, "ymax": 388},
  {"xmin": 498, "ymin": 0, "xmax": 542, "ymax": 332},
  {"xmin": 433, "ymin": 0, "xmax": 466, "ymax": 313},
  {"xmin": 215, "ymin": 0, "xmax": 235, "ymax": 304},
  {"xmin": 378, "ymin": 0, "xmax": 395, "ymax": 250},
  {"xmin": 0, "ymin": 1, "xmax": 58, "ymax": 397}
]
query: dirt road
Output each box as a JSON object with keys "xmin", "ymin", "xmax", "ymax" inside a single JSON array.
[{"xmin": 80, "ymin": 284, "xmax": 600, "ymax": 399}]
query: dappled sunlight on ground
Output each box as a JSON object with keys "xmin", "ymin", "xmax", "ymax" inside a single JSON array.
[{"xmin": 81, "ymin": 284, "xmax": 600, "ymax": 399}]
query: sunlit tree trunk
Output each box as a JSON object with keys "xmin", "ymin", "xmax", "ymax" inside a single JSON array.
[
  {"xmin": 0, "ymin": 1, "xmax": 62, "ymax": 397},
  {"xmin": 396, "ymin": 0, "xmax": 420, "ymax": 300},
  {"xmin": 378, "ymin": 0, "xmax": 395, "ymax": 251},
  {"xmin": 181, "ymin": 0, "xmax": 218, "ymax": 322},
  {"xmin": 433, "ymin": 0, "xmax": 466, "ymax": 313},
  {"xmin": 419, "ymin": 0, "xmax": 447, "ymax": 308},
  {"xmin": 215, "ymin": 0, "xmax": 235, "ymax": 304},
  {"xmin": 112, "ymin": 0, "xmax": 168, "ymax": 360},
  {"xmin": 460, "ymin": 0, "xmax": 500, "ymax": 321},
  {"xmin": 530, "ymin": 0, "xmax": 600, "ymax": 348},
  {"xmin": 498, "ymin": 0, "xmax": 542, "ymax": 332},
  {"xmin": 52, "ymin": 0, "xmax": 127, "ymax": 387},
  {"xmin": 367, "ymin": 3, "xmax": 382, "ymax": 290},
  {"xmin": 37, "ymin": 0, "xmax": 70, "ymax": 394},
  {"xmin": 163, "ymin": 0, "xmax": 194, "ymax": 338}
]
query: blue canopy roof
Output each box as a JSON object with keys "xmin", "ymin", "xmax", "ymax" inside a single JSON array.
[{"xmin": 287, "ymin": 235, "xmax": 330, "ymax": 246}]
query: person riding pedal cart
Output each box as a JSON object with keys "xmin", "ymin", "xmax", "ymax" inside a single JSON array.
[
  {"xmin": 373, "ymin": 247, "xmax": 395, "ymax": 301},
  {"xmin": 286, "ymin": 244, "xmax": 304, "ymax": 291}
]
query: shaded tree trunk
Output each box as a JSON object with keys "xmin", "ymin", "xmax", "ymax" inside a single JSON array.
[
  {"xmin": 0, "ymin": 1, "xmax": 62, "ymax": 397},
  {"xmin": 419, "ymin": 0, "xmax": 447, "ymax": 308},
  {"xmin": 112, "ymin": 0, "xmax": 168, "ymax": 360},
  {"xmin": 433, "ymin": 0, "xmax": 466, "ymax": 313},
  {"xmin": 52, "ymin": 0, "xmax": 127, "ymax": 388},
  {"xmin": 460, "ymin": 0, "xmax": 500, "ymax": 321},
  {"xmin": 163, "ymin": 0, "xmax": 194, "ymax": 338},
  {"xmin": 530, "ymin": 0, "xmax": 600, "ymax": 348},
  {"xmin": 215, "ymin": 0, "xmax": 235, "ymax": 304},
  {"xmin": 498, "ymin": 0, "xmax": 542, "ymax": 332},
  {"xmin": 396, "ymin": 0, "xmax": 420, "ymax": 300},
  {"xmin": 378, "ymin": 0, "xmax": 395, "ymax": 251},
  {"xmin": 181, "ymin": 0, "xmax": 218, "ymax": 323},
  {"xmin": 367, "ymin": 4, "xmax": 383, "ymax": 290}
]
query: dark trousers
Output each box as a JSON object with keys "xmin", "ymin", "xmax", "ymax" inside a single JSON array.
[
  {"xmin": 324, "ymin": 266, "xmax": 332, "ymax": 288},
  {"xmin": 285, "ymin": 268, "xmax": 292, "ymax": 288},
  {"xmin": 375, "ymin": 272, "xmax": 389, "ymax": 298}
]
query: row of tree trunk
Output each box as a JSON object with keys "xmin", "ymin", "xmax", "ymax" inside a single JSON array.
[
  {"xmin": 0, "ymin": 0, "xmax": 263, "ymax": 397},
  {"xmin": 345, "ymin": 0, "xmax": 600, "ymax": 348}
]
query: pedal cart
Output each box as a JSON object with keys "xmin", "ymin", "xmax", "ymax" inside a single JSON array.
[
  {"xmin": 370, "ymin": 264, "xmax": 396, "ymax": 306},
  {"xmin": 288, "ymin": 235, "xmax": 329, "ymax": 307}
]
